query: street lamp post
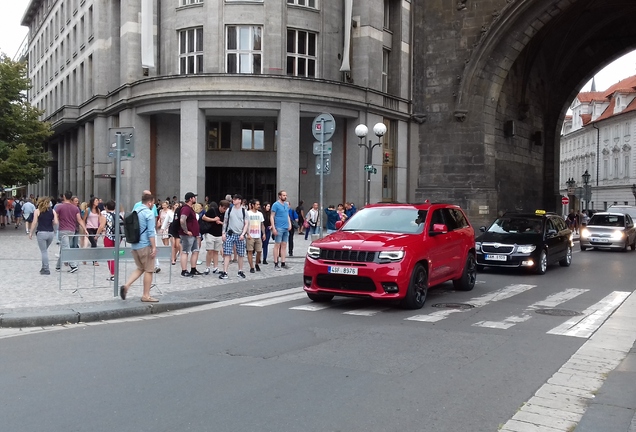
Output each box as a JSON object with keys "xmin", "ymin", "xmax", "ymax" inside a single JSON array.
[
  {"xmin": 566, "ymin": 177, "xmax": 576, "ymax": 212},
  {"xmin": 631, "ymin": 184, "xmax": 636, "ymax": 206},
  {"xmin": 355, "ymin": 123, "xmax": 387, "ymax": 205},
  {"xmin": 582, "ymin": 170, "xmax": 591, "ymax": 213}
]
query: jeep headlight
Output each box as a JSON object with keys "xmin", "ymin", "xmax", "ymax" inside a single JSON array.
[
  {"xmin": 307, "ymin": 246, "xmax": 321, "ymax": 259},
  {"xmin": 516, "ymin": 245, "xmax": 536, "ymax": 254},
  {"xmin": 378, "ymin": 250, "xmax": 405, "ymax": 262},
  {"xmin": 475, "ymin": 242, "xmax": 482, "ymax": 252}
]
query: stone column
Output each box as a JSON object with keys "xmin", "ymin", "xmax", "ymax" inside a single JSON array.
[
  {"xmin": 128, "ymin": 111, "xmax": 152, "ymax": 209},
  {"xmin": 179, "ymin": 101, "xmax": 206, "ymax": 200},
  {"xmin": 77, "ymin": 125, "xmax": 86, "ymax": 199},
  {"xmin": 277, "ymin": 102, "xmax": 300, "ymax": 205}
]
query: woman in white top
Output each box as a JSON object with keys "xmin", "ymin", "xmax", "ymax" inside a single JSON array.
[{"xmin": 159, "ymin": 201, "xmax": 175, "ymax": 246}]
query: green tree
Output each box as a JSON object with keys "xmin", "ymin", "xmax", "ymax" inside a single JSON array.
[{"xmin": 0, "ymin": 54, "xmax": 52, "ymax": 187}]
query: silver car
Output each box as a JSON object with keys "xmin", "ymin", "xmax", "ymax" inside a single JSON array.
[{"xmin": 580, "ymin": 212, "xmax": 636, "ymax": 251}]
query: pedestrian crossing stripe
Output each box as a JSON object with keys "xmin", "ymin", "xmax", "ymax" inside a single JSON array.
[
  {"xmin": 240, "ymin": 292, "xmax": 308, "ymax": 307},
  {"xmin": 473, "ymin": 288, "xmax": 589, "ymax": 329},
  {"xmin": 405, "ymin": 284, "xmax": 536, "ymax": 322},
  {"xmin": 546, "ymin": 291, "xmax": 630, "ymax": 338}
]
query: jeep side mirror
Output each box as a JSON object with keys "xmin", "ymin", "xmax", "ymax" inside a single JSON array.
[
  {"xmin": 335, "ymin": 220, "xmax": 343, "ymax": 230},
  {"xmin": 480, "ymin": 226, "xmax": 487, "ymax": 232},
  {"xmin": 430, "ymin": 224, "xmax": 448, "ymax": 236}
]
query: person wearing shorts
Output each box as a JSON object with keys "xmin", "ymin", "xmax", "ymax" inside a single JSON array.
[
  {"xmin": 246, "ymin": 199, "xmax": 266, "ymax": 273},
  {"xmin": 219, "ymin": 194, "xmax": 248, "ymax": 280},
  {"xmin": 119, "ymin": 193, "xmax": 158, "ymax": 302},
  {"xmin": 178, "ymin": 192, "xmax": 202, "ymax": 277},
  {"xmin": 203, "ymin": 200, "xmax": 227, "ymax": 275},
  {"xmin": 270, "ymin": 190, "xmax": 292, "ymax": 271}
]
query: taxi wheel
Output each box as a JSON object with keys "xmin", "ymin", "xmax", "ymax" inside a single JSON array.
[
  {"xmin": 307, "ymin": 293, "xmax": 334, "ymax": 302},
  {"xmin": 400, "ymin": 263, "xmax": 428, "ymax": 309},
  {"xmin": 559, "ymin": 246, "xmax": 572, "ymax": 267},
  {"xmin": 631, "ymin": 239, "xmax": 636, "ymax": 251},
  {"xmin": 453, "ymin": 253, "xmax": 476, "ymax": 291},
  {"xmin": 535, "ymin": 250, "xmax": 548, "ymax": 275}
]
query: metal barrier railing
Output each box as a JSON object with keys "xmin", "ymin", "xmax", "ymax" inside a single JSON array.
[{"xmin": 58, "ymin": 234, "xmax": 173, "ymax": 296}]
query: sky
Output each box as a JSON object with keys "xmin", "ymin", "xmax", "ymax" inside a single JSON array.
[{"xmin": 1, "ymin": 0, "xmax": 636, "ymax": 92}]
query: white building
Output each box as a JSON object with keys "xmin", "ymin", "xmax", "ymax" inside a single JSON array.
[{"xmin": 561, "ymin": 75, "xmax": 636, "ymax": 212}]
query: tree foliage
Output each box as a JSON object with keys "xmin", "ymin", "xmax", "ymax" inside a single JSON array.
[{"xmin": 0, "ymin": 54, "xmax": 52, "ymax": 187}]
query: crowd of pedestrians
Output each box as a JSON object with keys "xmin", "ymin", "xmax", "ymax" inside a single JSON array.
[{"xmin": 2, "ymin": 190, "xmax": 358, "ymax": 301}]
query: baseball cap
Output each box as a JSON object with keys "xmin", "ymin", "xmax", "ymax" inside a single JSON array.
[{"xmin": 185, "ymin": 192, "xmax": 197, "ymax": 201}]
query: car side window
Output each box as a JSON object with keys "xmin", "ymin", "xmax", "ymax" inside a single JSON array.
[
  {"xmin": 450, "ymin": 209, "xmax": 468, "ymax": 229},
  {"xmin": 546, "ymin": 219, "xmax": 557, "ymax": 233},
  {"xmin": 429, "ymin": 209, "xmax": 445, "ymax": 231},
  {"xmin": 553, "ymin": 217, "xmax": 566, "ymax": 232},
  {"xmin": 626, "ymin": 215, "xmax": 633, "ymax": 226},
  {"xmin": 441, "ymin": 209, "xmax": 460, "ymax": 231}
]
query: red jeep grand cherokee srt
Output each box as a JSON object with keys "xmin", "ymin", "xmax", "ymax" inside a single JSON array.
[{"xmin": 303, "ymin": 202, "xmax": 477, "ymax": 309}]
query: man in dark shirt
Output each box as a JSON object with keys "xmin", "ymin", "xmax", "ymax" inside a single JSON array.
[
  {"xmin": 202, "ymin": 200, "xmax": 227, "ymax": 275},
  {"xmin": 178, "ymin": 192, "xmax": 201, "ymax": 277}
]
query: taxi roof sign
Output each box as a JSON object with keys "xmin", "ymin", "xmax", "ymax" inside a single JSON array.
[{"xmin": 535, "ymin": 209, "xmax": 546, "ymax": 215}]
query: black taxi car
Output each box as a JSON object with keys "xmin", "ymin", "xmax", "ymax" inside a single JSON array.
[{"xmin": 475, "ymin": 210, "xmax": 573, "ymax": 274}]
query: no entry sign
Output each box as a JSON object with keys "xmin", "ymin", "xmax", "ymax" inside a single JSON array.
[{"xmin": 561, "ymin": 196, "xmax": 569, "ymax": 205}]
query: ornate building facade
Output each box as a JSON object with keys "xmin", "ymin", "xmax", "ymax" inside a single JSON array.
[
  {"xmin": 561, "ymin": 76, "xmax": 636, "ymax": 212},
  {"xmin": 21, "ymin": 0, "xmax": 415, "ymax": 209}
]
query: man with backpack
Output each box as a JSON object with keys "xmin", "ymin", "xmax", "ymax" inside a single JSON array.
[
  {"xmin": 179, "ymin": 192, "xmax": 202, "ymax": 277},
  {"xmin": 120, "ymin": 193, "xmax": 158, "ymax": 302},
  {"xmin": 219, "ymin": 194, "xmax": 248, "ymax": 280}
]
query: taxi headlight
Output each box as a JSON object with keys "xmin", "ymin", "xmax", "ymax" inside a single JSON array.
[
  {"xmin": 611, "ymin": 230, "xmax": 624, "ymax": 240},
  {"xmin": 307, "ymin": 246, "xmax": 321, "ymax": 259},
  {"xmin": 475, "ymin": 242, "xmax": 482, "ymax": 252},
  {"xmin": 516, "ymin": 245, "xmax": 536, "ymax": 254},
  {"xmin": 378, "ymin": 250, "xmax": 405, "ymax": 262},
  {"xmin": 580, "ymin": 229, "xmax": 590, "ymax": 239}
]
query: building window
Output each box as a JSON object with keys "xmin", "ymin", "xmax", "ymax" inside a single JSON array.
[
  {"xmin": 226, "ymin": 26, "xmax": 262, "ymax": 74},
  {"xmin": 603, "ymin": 159, "xmax": 608, "ymax": 179},
  {"xmin": 241, "ymin": 123, "xmax": 265, "ymax": 150},
  {"xmin": 179, "ymin": 27, "xmax": 203, "ymax": 74},
  {"xmin": 614, "ymin": 157, "xmax": 619, "ymax": 179},
  {"xmin": 382, "ymin": 49, "xmax": 389, "ymax": 93},
  {"xmin": 625, "ymin": 155, "xmax": 630, "ymax": 178},
  {"xmin": 207, "ymin": 121, "xmax": 231, "ymax": 150},
  {"xmin": 383, "ymin": 0, "xmax": 390, "ymax": 29},
  {"xmin": 286, "ymin": 29, "xmax": 317, "ymax": 78},
  {"xmin": 286, "ymin": 0, "xmax": 316, "ymax": 8},
  {"xmin": 180, "ymin": 0, "xmax": 203, "ymax": 5}
]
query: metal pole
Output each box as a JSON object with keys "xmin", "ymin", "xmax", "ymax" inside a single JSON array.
[
  {"xmin": 319, "ymin": 118, "xmax": 325, "ymax": 238},
  {"xmin": 113, "ymin": 133, "xmax": 122, "ymax": 297},
  {"xmin": 366, "ymin": 139, "xmax": 372, "ymax": 206}
]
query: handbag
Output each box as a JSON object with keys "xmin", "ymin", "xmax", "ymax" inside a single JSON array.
[
  {"xmin": 303, "ymin": 219, "xmax": 310, "ymax": 229},
  {"xmin": 291, "ymin": 220, "xmax": 299, "ymax": 229}
]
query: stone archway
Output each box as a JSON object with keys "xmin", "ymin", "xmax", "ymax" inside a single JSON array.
[{"xmin": 413, "ymin": 0, "xmax": 636, "ymax": 225}]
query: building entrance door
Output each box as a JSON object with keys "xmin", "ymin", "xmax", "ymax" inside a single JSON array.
[{"xmin": 205, "ymin": 168, "xmax": 277, "ymax": 204}]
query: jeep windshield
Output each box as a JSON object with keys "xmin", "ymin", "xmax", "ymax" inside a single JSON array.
[
  {"xmin": 341, "ymin": 208, "xmax": 427, "ymax": 234},
  {"xmin": 487, "ymin": 216, "xmax": 543, "ymax": 234}
]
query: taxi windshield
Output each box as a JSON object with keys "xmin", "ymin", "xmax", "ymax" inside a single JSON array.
[
  {"xmin": 341, "ymin": 207, "xmax": 426, "ymax": 234},
  {"xmin": 487, "ymin": 216, "xmax": 543, "ymax": 234}
]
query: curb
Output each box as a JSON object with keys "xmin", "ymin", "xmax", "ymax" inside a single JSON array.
[{"xmin": 0, "ymin": 300, "xmax": 216, "ymax": 328}]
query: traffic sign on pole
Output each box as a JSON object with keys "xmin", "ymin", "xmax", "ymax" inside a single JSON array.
[
  {"xmin": 313, "ymin": 141, "xmax": 333, "ymax": 155},
  {"xmin": 312, "ymin": 113, "xmax": 336, "ymax": 141},
  {"xmin": 561, "ymin": 196, "xmax": 569, "ymax": 205}
]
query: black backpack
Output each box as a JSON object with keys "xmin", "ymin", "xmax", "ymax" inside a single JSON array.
[
  {"xmin": 123, "ymin": 209, "xmax": 148, "ymax": 244},
  {"xmin": 169, "ymin": 206, "xmax": 182, "ymax": 236}
]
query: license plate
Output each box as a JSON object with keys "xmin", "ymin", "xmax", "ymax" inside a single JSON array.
[
  {"xmin": 328, "ymin": 266, "xmax": 358, "ymax": 275},
  {"xmin": 591, "ymin": 238, "xmax": 609, "ymax": 243},
  {"xmin": 485, "ymin": 254, "xmax": 507, "ymax": 261}
]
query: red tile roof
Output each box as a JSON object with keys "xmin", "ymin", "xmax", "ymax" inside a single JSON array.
[
  {"xmin": 577, "ymin": 92, "xmax": 606, "ymax": 103},
  {"xmin": 604, "ymin": 75, "xmax": 636, "ymax": 98},
  {"xmin": 580, "ymin": 114, "xmax": 592, "ymax": 125}
]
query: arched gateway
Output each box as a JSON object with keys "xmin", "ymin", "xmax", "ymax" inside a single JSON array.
[{"xmin": 413, "ymin": 0, "xmax": 636, "ymax": 226}]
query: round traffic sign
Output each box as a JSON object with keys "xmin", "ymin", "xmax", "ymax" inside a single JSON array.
[
  {"xmin": 312, "ymin": 113, "xmax": 336, "ymax": 141},
  {"xmin": 561, "ymin": 196, "xmax": 569, "ymax": 205}
]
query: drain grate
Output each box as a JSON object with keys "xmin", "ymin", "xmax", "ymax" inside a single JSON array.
[
  {"xmin": 431, "ymin": 303, "xmax": 475, "ymax": 310},
  {"xmin": 535, "ymin": 308, "xmax": 582, "ymax": 317}
]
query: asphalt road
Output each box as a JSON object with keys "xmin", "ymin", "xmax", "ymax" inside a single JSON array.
[{"xmin": 2, "ymin": 247, "xmax": 635, "ymax": 432}]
